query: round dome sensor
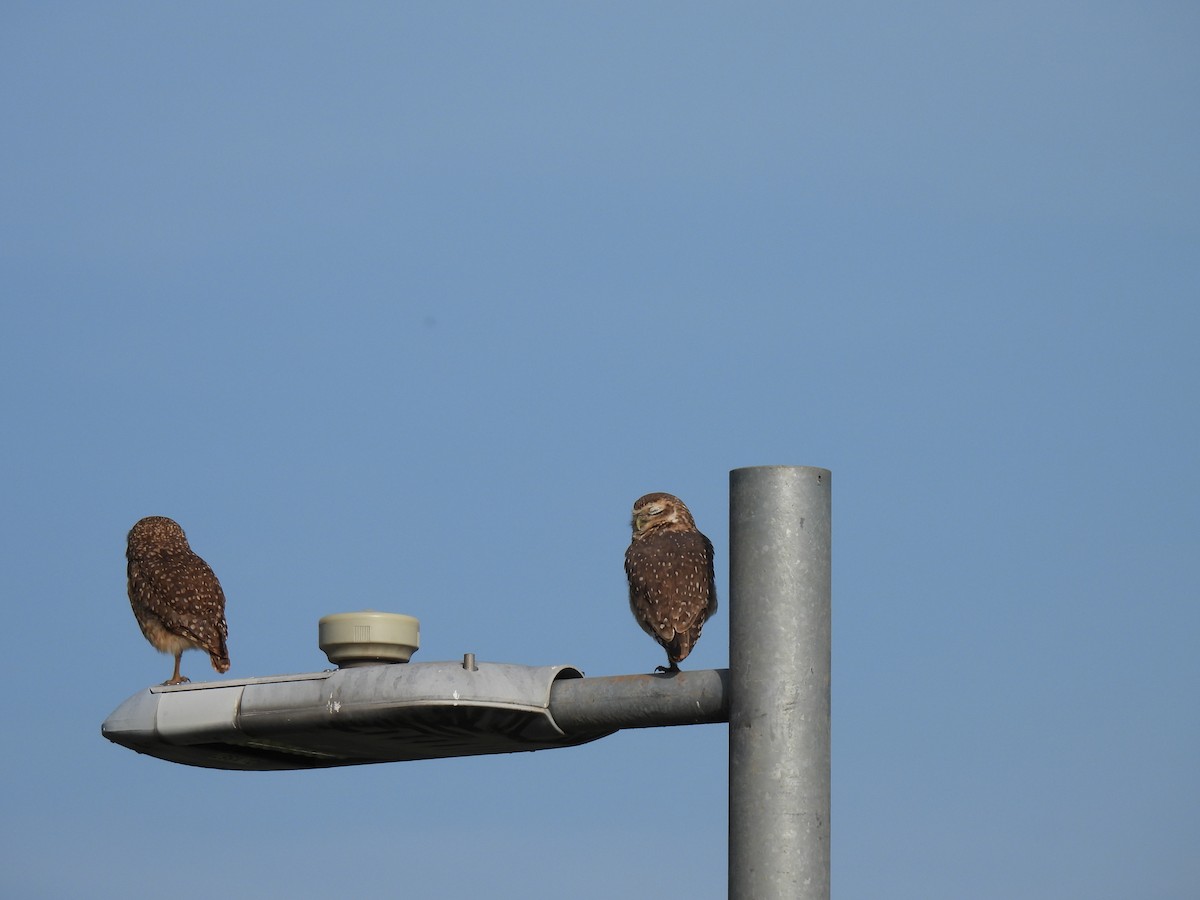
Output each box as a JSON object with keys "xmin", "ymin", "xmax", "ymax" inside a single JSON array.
[{"xmin": 319, "ymin": 612, "xmax": 420, "ymax": 667}]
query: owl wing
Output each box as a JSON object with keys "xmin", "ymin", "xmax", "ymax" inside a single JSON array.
[
  {"xmin": 128, "ymin": 553, "xmax": 229, "ymax": 653},
  {"xmin": 625, "ymin": 530, "xmax": 716, "ymax": 648}
]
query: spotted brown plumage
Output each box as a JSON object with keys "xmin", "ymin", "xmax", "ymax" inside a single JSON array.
[
  {"xmin": 126, "ymin": 516, "xmax": 230, "ymax": 685},
  {"xmin": 624, "ymin": 492, "xmax": 717, "ymax": 673}
]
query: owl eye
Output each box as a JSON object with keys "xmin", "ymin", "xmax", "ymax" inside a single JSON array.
[{"xmin": 647, "ymin": 505, "xmax": 664, "ymax": 516}]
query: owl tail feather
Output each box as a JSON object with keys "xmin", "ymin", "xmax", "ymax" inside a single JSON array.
[{"xmin": 209, "ymin": 636, "xmax": 230, "ymax": 673}]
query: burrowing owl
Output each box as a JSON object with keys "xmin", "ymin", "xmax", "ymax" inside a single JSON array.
[
  {"xmin": 126, "ymin": 516, "xmax": 230, "ymax": 685},
  {"xmin": 624, "ymin": 492, "xmax": 717, "ymax": 673}
]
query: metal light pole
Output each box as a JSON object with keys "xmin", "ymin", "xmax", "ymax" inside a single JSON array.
[
  {"xmin": 729, "ymin": 466, "xmax": 832, "ymax": 899},
  {"xmin": 104, "ymin": 466, "xmax": 833, "ymax": 894}
]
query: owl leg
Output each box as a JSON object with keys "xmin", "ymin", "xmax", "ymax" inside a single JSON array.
[
  {"xmin": 163, "ymin": 652, "xmax": 190, "ymax": 686},
  {"xmin": 654, "ymin": 662, "xmax": 680, "ymax": 675}
]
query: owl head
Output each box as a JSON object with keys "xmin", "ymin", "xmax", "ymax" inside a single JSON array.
[
  {"xmin": 630, "ymin": 492, "xmax": 697, "ymax": 538},
  {"xmin": 128, "ymin": 516, "xmax": 190, "ymax": 552}
]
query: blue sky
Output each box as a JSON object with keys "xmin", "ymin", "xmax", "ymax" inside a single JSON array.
[{"xmin": 2, "ymin": 3, "xmax": 1197, "ymax": 897}]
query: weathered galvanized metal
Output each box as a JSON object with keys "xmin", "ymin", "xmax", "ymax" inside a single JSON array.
[
  {"xmin": 729, "ymin": 465, "xmax": 832, "ymax": 900},
  {"xmin": 102, "ymin": 662, "xmax": 731, "ymax": 770}
]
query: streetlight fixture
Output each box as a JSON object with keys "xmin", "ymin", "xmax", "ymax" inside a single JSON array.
[{"xmin": 102, "ymin": 466, "xmax": 830, "ymax": 900}]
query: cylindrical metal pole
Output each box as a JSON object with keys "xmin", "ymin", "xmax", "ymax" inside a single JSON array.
[
  {"xmin": 729, "ymin": 466, "xmax": 831, "ymax": 899},
  {"xmin": 549, "ymin": 669, "xmax": 729, "ymax": 732}
]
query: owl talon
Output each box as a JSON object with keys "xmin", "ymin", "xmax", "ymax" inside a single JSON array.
[
  {"xmin": 654, "ymin": 664, "xmax": 680, "ymax": 675},
  {"xmin": 161, "ymin": 675, "xmax": 191, "ymax": 686}
]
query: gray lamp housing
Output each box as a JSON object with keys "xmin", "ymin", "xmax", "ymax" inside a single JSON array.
[{"xmin": 102, "ymin": 660, "xmax": 607, "ymax": 770}]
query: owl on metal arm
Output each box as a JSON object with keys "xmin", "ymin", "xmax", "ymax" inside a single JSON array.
[
  {"xmin": 126, "ymin": 516, "xmax": 230, "ymax": 685},
  {"xmin": 624, "ymin": 492, "xmax": 717, "ymax": 673}
]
